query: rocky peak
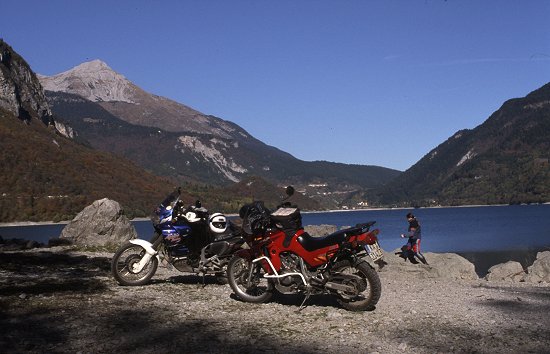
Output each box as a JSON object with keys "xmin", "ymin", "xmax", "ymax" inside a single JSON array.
[
  {"xmin": 0, "ymin": 39, "xmax": 52, "ymax": 123},
  {"xmin": 40, "ymin": 59, "xmax": 246, "ymax": 138},
  {"xmin": 39, "ymin": 59, "xmax": 136, "ymax": 103}
]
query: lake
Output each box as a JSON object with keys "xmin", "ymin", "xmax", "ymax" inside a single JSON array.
[{"xmin": 2, "ymin": 204, "xmax": 549, "ymax": 275}]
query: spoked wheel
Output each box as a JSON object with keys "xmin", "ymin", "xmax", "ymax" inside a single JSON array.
[
  {"xmin": 331, "ymin": 260, "xmax": 381, "ymax": 311},
  {"xmin": 111, "ymin": 242, "xmax": 158, "ymax": 286},
  {"xmin": 227, "ymin": 256, "xmax": 273, "ymax": 303}
]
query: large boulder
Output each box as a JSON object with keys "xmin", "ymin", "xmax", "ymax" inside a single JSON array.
[
  {"xmin": 485, "ymin": 261, "xmax": 526, "ymax": 282},
  {"xmin": 523, "ymin": 251, "xmax": 550, "ymax": 284},
  {"xmin": 419, "ymin": 252, "xmax": 478, "ymax": 280},
  {"xmin": 381, "ymin": 249, "xmax": 478, "ymax": 280},
  {"xmin": 60, "ymin": 198, "xmax": 137, "ymax": 247}
]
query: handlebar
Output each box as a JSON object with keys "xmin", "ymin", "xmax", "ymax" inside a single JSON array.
[
  {"xmin": 355, "ymin": 221, "xmax": 376, "ymax": 232},
  {"xmin": 276, "ymin": 201, "xmax": 297, "ymax": 209}
]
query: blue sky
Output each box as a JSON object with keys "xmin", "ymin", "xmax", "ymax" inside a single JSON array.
[{"xmin": 3, "ymin": 1, "xmax": 549, "ymax": 171}]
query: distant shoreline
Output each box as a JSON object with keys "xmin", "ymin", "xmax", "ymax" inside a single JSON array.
[
  {"xmin": 1, "ymin": 202, "xmax": 548, "ymax": 227},
  {"xmin": 0, "ymin": 220, "xmax": 70, "ymax": 227},
  {"xmin": 302, "ymin": 202, "xmax": 549, "ymax": 214},
  {"xmin": 0, "ymin": 217, "xmax": 150, "ymax": 228}
]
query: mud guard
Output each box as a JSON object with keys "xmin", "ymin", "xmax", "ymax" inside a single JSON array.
[{"xmin": 129, "ymin": 239, "xmax": 157, "ymax": 255}]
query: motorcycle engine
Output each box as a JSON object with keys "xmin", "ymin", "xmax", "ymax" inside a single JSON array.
[
  {"xmin": 172, "ymin": 257, "xmax": 195, "ymax": 272},
  {"xmin": 276, "ymin": 253, "xmax": 305, "ymax": 292}
]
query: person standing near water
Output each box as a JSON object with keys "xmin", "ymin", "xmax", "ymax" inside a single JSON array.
[{"xmin": 400, "ymin": 212, "xmax": 428, "ymax": 265}]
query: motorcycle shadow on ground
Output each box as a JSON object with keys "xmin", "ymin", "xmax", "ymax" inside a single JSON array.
[
  {"xmin": 227, "ymin": 291, "xmax": 370, "ymax": 311},
  {"xmin": 161, "ymin": 274, "xmax": 227, "ymax": 286},
  {"xmin": 155, "ymin": 274, "xmax": 376, "ymax": 311},
  {"xmin": 157, "ymin": 274, "xmax": 360, "ymax": 310}
]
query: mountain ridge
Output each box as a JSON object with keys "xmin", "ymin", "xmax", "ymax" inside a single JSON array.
[
  {"xmin": 368, "ymin": 82, "xmax": 550, "ymax": 206},
  {"xmin": 39, "ymin": 59, "xmax": 242, "ymax": 137},
  {"xmin": 40, "ymin": 59, "xmax": 401, "ymax": 208}
]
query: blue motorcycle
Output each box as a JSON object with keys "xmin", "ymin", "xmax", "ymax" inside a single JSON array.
[{"xmin": 111, "ymin": 188, "xmax": 244, "ymax": 286}]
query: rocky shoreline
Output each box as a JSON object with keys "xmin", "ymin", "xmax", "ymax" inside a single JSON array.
[
  {"xmin": 1, "ymin": 245, "xmax": 549, "ymax": 353},
  {"xmin": 2, "ymin": 207, "xmax": 550, "ymax": 353}
]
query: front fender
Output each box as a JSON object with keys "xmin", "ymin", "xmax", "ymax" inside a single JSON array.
[{"xmin": 129, "ymin": 239, "xmax": 157, "ymax": 255}]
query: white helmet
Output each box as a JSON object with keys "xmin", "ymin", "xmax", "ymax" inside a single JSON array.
[
  {"xmin": 208, "ymin": 212, "xmax": 227, "ymax": 234},
  {"xmin": 185, "ymin": 211, "xmax": 201, "ymax": 223}
]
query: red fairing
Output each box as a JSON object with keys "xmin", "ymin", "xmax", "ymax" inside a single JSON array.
[
  {"xmin": 264, "ymin": 228, "xmax": 342, "ymax": 271},
  {"xmin": 263, "ymin": 228, "xmax": 381, "ymax": 273},
  {"xmin": 340, "ymin": 229, "xmax": 380, "ymax": 253},
  {"xmin": 360, "ymin": 229, "xmax": 380, "ymax": 245}
]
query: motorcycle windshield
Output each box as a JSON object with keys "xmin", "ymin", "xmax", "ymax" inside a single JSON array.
[{"xmin": 160, "ymin": 188, "xmax": 181, "ymax": 208}]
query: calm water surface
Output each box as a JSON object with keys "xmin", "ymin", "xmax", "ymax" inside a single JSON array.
[
  {"xmin": 302, "ymin": 204, "xmax": 550, "ymax": 253},
  {"xmin": 2, "ymin": 204, "xmax": 549, "ymax": 254}
]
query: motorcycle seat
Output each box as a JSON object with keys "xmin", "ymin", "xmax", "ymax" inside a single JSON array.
[{"xmin": 297, "ymin": 226, "xmax": 364, "ymax": 252}]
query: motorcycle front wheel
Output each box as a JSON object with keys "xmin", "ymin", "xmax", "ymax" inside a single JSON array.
[
  {"xmin": 111, "ymin": 242, "xmax": 158, "ymax": 286},
  {"xmin": 227, "ymin": 256, "xmax": 273, "ymax": 303},
  {"xmin": 331, "ymin": 260, "xmax": 381, "ymax": 311}
]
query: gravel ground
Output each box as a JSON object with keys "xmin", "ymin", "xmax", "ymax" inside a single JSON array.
[{"xmin": 1, "ymin": 247, "xmax": 549, "ymax": 354}]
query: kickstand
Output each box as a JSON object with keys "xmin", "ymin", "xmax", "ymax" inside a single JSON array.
[
  {"xmin": 295, "ymin": 292, "xmax": 311, "ymax": 313},
  {"xmin": 200, "ymin": 273, "xmax": 207, "ymax": 288}
]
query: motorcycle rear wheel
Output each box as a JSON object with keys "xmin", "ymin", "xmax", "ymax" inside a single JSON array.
[
  {"xmin": 227, "ymin": 256, "xmax": 273, "ymax": 303},
  {"xmin": 332, "ymin": 260, "xmax": 381, "ymax": 311},
  {"xmin": 111, "ymin": 242, "xmax": 158, "ymax": 286}
]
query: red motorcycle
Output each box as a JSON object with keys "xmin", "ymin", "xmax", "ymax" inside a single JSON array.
[{"xmin": 227, "ymin": 187, "xmax": 383, "ymax": 311}]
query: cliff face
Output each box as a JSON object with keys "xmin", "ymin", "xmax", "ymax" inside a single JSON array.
[{"xmin": 0, "ymin": 39, "xmax": 52, "ymax": 124}]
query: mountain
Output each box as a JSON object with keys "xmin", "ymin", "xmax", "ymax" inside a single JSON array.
[
  {"xmin": 369, "ymin": 83, "xmax": 550, "ymax": 206},
  {"xmin": 5, "ymin": 37, "xmax": 547, "ymax": 222},
  {"xmin": 0, "ymin": 39, "xmax": 196, "ymax": 222},
  {"xmin": 40, "ymin": 60, "xmax": 401, "ymax": 207},
  {"xmin": 1, "ymin": 40, "xmax": 51, "ymax": 124},
  {"xmin": 39, "ymin": 59, "xmax": 224, "ymax": 135}
]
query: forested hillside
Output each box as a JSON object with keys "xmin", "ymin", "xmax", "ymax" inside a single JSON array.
[
  {"xmin": 0, "ymin": 108, "xmax": 186, "ymax": 221},
  {"xmin": 368, "ymin": 83, "xmax": 550, "ymax": 207}
]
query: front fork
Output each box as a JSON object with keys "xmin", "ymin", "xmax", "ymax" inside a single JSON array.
[{"xmin": 128, "ymin": 238, "xmax": 159, "ymax": 273}]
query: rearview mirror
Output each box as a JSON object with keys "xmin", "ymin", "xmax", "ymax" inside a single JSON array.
[{"xmin": 285, "ymin": 186, "xmax": 295, "ymax": 196}]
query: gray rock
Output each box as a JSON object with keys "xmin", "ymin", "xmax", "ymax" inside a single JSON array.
[
  {"xmin": 385, "ymin": 249, "xmax": 478, "ymax": 280},
  {"xmin": 524, "ymin": 251, "xmax": 550, "ymax": 283},
  {"xmin": 304, "ymin": 224, "xmax": 337, "ymax": 236},
  {"xmin": 423, "ymin": 252, "xmax": 478, "ymax": 280},
  {"xmin": 60, "ymin": 198, "xmax": 137, "ymax": 247},
  {"xmin": 485, "ymin": 261, "xmax": 525, "ymax": 282}
]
